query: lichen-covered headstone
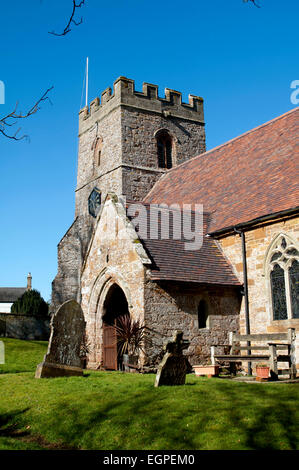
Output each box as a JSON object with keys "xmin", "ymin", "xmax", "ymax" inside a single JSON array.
[
  {"xmin": 155, "ymin": 330, "xmax": 191, "ymax": 387},
  {"xmin": 35, "ymin": 300, "xmax": 85, "ymax": 378}
]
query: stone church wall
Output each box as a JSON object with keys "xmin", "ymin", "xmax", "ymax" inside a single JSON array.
[
  {"xmin": 144, "ymin": 278, "xmax": 241, "ymax": 366},
  {"xmin": 79, "ymin": 197, "xmax": 241, "ymax": 370},
  {"xmin": 51, "ymin": 214, "xmax": 94, "ymax": 313},
  {"xmin": 80, "ymin": 197, "xmax": 149, "ymax": 368},
  {"xmin": 219, "ymin": 215, "xmax": 299, "ymax": 366},
  {"xmin": 76, "ymin": 106, "xmax": 123, "ymax": 217},
  {"xmin": 76, "ymin": 77, "xmax": 206, "ymax": 211},
  {"xmin": 120, "ymin": 106, "xmax": 206, "ymax": 200}
]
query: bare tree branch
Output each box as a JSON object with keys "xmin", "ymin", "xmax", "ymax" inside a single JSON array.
[
  {"xmin": 49, "ymin": 0, "xmax": 86, "ymax": 36},
  {"xmin": 0, "ymin": 86, "xmax": 54, "ymax": 141},
  {"xmin": 243, "ymin": 0, "xmax": 261, "ymax": 7}
]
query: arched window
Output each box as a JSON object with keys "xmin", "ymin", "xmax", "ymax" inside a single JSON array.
[
  {"xmin": 289, "ymin": 260, "xmax": 299, "ymax": 319},
  {"xmin": 156, "ymin": 130, "xmax": 173, "ymax": 169},
  {"xmin": 271, "ymin": 264, "xmax": 287, "ymax": 320},
  {"xmin": 268, "ymin": 235, "xmax": 299, "ymax": 320},
  {"xmin": 91, "ymin": 136, "xmax": 103, "ymax": 167},
  {"xmin": 198, "ymin": 300, "xmax": 208, "ymax": 329}
]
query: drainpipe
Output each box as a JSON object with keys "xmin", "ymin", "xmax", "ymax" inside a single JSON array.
[{"xmin": 234, "ymin": 228, "xmax": 252, "ymax": 376}]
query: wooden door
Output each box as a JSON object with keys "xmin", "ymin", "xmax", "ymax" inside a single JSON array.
[{"xmin": 103, "ymin": 322, "xmax": 117, "ymax": 370}]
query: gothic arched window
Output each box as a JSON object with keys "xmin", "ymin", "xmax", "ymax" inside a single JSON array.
[
  {"xmin": 268, "ymin": 235, "xmax": 299, "ymax": 320},
  {"xmin": 91, "ymin": 136, "xmax": 103, "ymax": 167},
  {"xmin": 156, "ymin": 130, "xmax": 173, "ymax": 169},
  {"xmin": 289, "ymin": 260, "xmax": 299, "ymax": 319}
]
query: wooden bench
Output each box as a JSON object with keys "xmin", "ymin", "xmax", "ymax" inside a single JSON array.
[{"xmin": 211, "ymin": 328, "xmax": 297, "ymax": 380}]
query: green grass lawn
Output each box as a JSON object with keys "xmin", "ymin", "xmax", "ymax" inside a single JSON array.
[{"xmin": 0, "ymin": 337, "xmax": 298, "ymax": 450}]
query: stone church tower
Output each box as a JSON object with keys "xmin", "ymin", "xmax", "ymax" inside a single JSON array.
[{"xmin": 52, "ymin": 76, "xmax": 206, "ymax": 312}]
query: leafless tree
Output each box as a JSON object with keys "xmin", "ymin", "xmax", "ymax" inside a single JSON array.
[
  {"xmin": 243, "ymin": 0, "xmax": 261, "ymax": 7},
  {"xmin": 49, "ymin": 0, "xmax": 86, "ymax": 36},
  {"xmin": 0, "ymin": 87, "xmax": 53, "ymax": 141},
  {"xmin": 47, "ymin": 0, "xmax": 260, "ymax": 38}
]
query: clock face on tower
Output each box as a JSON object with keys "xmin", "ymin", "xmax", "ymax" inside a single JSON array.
[{"xmin": 88, "ymin": 188, "xmax": 102, "ymax": 218}]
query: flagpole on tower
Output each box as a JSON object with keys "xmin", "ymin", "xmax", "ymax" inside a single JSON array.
[{"xmin": 86, "ymin": 57, "xmax": 89, "ymax": 107}]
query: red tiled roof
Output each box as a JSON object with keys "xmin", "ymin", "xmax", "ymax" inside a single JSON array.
[
  {"xmin": 126, "ymin": 203, "xmax": 240, "ymax": 286},
  {"xmin": 145, "ymin": 108, "xmax": 299, "ymax": 234}
]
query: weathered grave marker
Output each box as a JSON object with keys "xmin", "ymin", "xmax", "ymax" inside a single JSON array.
[
  {"xmin": 155, "ymin": 330, "xmax": 191, "ymax": 387},
  {"xmin": 35, "ymin": 300, "xmax": 85, "ymax": 378}
]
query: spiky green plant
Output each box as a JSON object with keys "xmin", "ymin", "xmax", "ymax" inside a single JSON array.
[{"xmin": 114, "ymin": 314, "xmax": 149, "ymax": 356}]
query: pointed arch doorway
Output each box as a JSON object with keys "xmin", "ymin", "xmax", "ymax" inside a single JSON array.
[{"xmin": 102, "ymin": 284, "xmax": 129, "ymax": 370}]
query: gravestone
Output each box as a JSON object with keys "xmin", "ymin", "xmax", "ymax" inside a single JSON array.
[
  {"xmin": 35, "ymin": 300, "xmax": 85, "ymax": 378},
  {"xmin": 155, "ymin": 330, "xmax": 191, "ymax": 387}
]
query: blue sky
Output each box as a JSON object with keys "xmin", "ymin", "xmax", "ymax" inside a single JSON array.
[{"xmin": 0, "ymin": 0, "xmax": 298, "ymax": 301}]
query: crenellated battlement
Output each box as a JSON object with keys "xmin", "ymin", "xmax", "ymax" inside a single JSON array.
[{"xmin": 79, "ymin": 76, "xmax": 204, "ymax": 131}]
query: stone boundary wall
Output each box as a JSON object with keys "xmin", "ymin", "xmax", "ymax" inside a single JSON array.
[{"xmin": 0, "ymin": 313, "xmax": 50, "ymax": 341}]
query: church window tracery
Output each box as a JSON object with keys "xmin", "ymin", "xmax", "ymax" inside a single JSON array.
[{"xmin": 268, "ymin": 235, "xmax": 299, "ymax": 320}]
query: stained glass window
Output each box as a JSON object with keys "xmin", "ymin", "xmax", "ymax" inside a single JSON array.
[
  {"xmin": 268, "ymin": 236, "xmax": 299, "ymax": 321},
  {"xmin": 270, "ymin": 252, "xmax": 282, "ymax": 262},
  {"xmin": 271, "ymin": 264, "xmax": 287, "ymax": 320},
  {"xmin": 286, "ymin": 248, "xmax": 299, "ymax": 257},
  {"xmin": 289, "ymin": 260, "xmax": 299, "ymax": 319}
]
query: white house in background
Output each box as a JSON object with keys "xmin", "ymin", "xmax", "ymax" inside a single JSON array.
[{"xmin": 0, "ymin": 273, "xmax": 32, "ymax": 313}]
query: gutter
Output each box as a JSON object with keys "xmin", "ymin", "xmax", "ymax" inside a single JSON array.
[{"xmin": 208, "ymin": 206, "xmax": 299, "ymax": 239}]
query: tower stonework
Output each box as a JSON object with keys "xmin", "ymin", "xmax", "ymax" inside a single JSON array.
[{"xmin": 52, "ymin": 77, "xmax": 206, "ymax": 312}]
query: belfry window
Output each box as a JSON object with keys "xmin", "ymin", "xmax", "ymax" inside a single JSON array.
[
  {"xmin": 156, "ymin": 130, "xmax": 173, "ymax": 169},
  {"xmin": 268, "ymin": 235, "xmax": 299, "ymax": 320}
]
